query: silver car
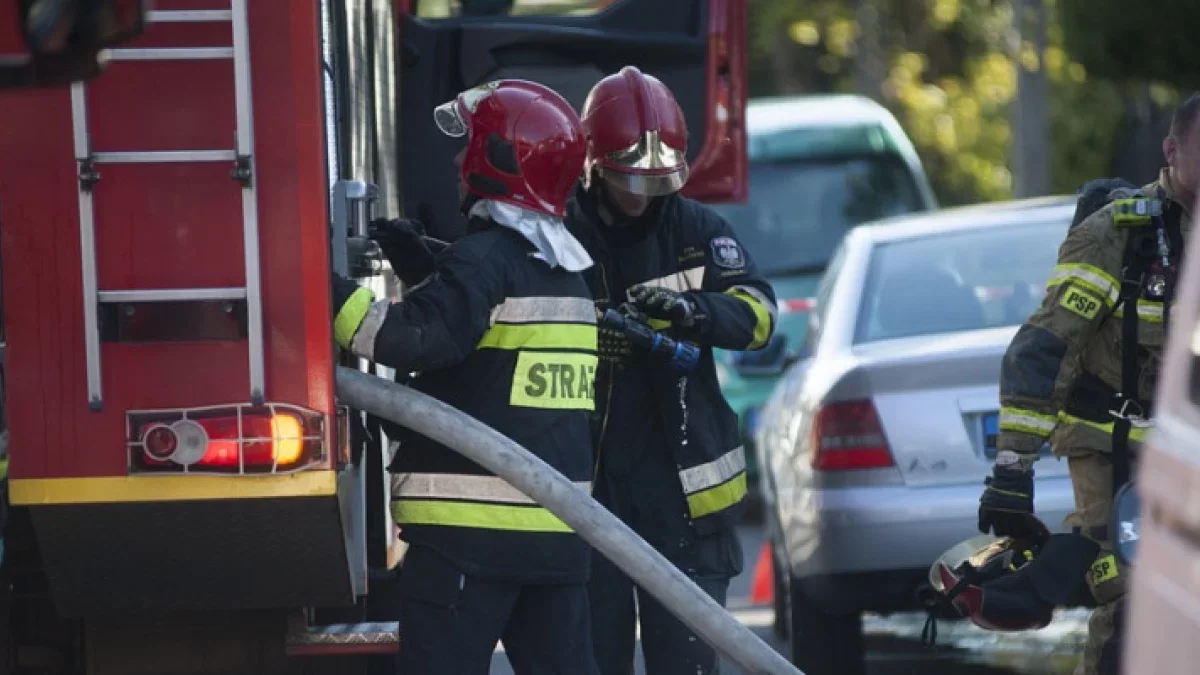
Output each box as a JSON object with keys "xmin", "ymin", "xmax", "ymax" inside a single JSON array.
[{"xmin": 747, "ymin": 196, "xmax": 1080, "ymax": 674}]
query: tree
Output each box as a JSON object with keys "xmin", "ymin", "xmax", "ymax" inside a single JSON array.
[
  {"xmin": 746, "ymin": 0, "xmax": 1125, "ymax": 205},
  {"xmin": 1059, "ymin": 0, "xmax": 1200, "ymax": 90}
]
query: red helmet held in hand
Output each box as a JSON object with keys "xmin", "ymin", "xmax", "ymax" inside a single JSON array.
[
  {"xmin": 580, "ymin": 66, "xmax": 689, "ymax": 197},
  {"xmin": 434, "ymin": 79, "xmax": 586, "ymax": 217}
]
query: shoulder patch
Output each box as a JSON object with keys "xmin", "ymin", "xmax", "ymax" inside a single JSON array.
[
  {"xmin": 709, "ymin": 236, "xmax": 746, "ymax": 269},
  {"xmin": 1059, "ymin": 284, "xmax": 1104, "ymax": 320}
]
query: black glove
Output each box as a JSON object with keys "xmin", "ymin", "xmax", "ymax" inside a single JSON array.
[
  {"xmin": 598, "ymin": 325, "xmax": 633, "ymax": 366},
  {"xmin": 979, "ymin": 463, "xmax": 1038, "ymax": 538},
  {"xmin": 629, "ymin": 285, "xmax": 703, "ymax": 328},
  {"xmin": 368, "ymin": 218, "xmax": 437, "ymax": 286}
]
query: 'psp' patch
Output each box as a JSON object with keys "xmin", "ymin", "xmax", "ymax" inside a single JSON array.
[
  {"xmin": 1088, "ymin": 554, "xmax": 1120, "ymax": 586},
  {"xmin": 1060, "ymin": 284, "xmax": 1103, "ymax": 320},
  {"xmin": 710, "ymin": 236, "xmax": 745, "ymax": 269}
]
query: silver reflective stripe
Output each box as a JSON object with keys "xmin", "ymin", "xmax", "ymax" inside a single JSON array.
[
  {"xmin": 490, "ymin": 296, "xmax": 596, "ymax": 325},
  {"xmin": 349, "ymin": 301, "xmax": 389, "ymax": 360},
  {"xmin": 1048, "ymin": 265, "xmax": 1119, "ymax": 305},
  {"xmin": 731, "ymin": 285, "xmax": 777, "ymax": 323},
  {"xmin": 678, "ymin": 446, "xmax": 746, "ymax": 495},
  {"xmin": 1000, "ymin": 409, "xmax": 1056, "ymax": 434},
  {"xmin": 392, "ymin": 472, "xmax": 591, "ymax": 504},
  {"xmin": 631, "ymin": 266, "xmax": 705, "ymax": 296}
]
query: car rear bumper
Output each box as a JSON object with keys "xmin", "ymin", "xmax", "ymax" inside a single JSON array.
[{"xmin": 781, "ymin": 475, "xmax": 1075, "ymax": 582}]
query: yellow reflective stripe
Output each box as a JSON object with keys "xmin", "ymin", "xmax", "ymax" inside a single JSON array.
[
  {"xmin": 477, "ymin": 323, "xmax": 597, "ymax": 351},
  {"xmin": 686, "ymin": 473, "xmax": 747, "ymax": 519},
  {"xmin": 1046, "ymin": 264, "xmax": 1119, "ymax": 306},
  {"xmin": 391, "ymin": 500, "xmax": 572, "ymax": 533},
  {"xmin": 726, "ymin": 288, "xmax": 772, "ymax": 350},
  {"xmin": 999, "ymin": 407, "xmax": 1057, "ymax": 436},
  {"xmin": 1113, "ymin": 299, "xmax": 1163, "ymax": 323},
  {"xmin": 647, "ymin": 318, "xmax": 671, "ymax": 331},
  {"xmin": 0, "ymin": 458, "xmax": 7, "ymax": 481},
  {"xmin": 334, "ymin": 286, "xmax": 375, "ymax": 349},
  {"xmin": 510, "ymin": 351, "xmax": 597, "ymax": 410},
  {"xmin": 1057, "ymin": 413, "xmax": 1151, "ymax": 441}
]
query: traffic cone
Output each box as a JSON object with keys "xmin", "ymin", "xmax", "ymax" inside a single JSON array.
[{"xmin": 749, "ymin": 541, "xmax": 774, "ymax": 606}]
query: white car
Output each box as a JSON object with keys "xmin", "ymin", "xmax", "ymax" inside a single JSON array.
[{"xmin": 750, "ymin": 196, "xmax": 1080, "ymax": 674}]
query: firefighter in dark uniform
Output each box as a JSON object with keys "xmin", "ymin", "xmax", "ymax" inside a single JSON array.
[
  {"xmin": 566, "ymin": 66, "xmax": 777, "ymax": 675},
  {"xmin": 332, "ymin": 79, "xmax": 600, "ymax": 675},
  {"xmin": 980, "ymin": 93, "xmax": 1200, "ymax": 675}
]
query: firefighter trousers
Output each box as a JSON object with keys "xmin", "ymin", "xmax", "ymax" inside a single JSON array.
[
  {"xmin": 589, "ymin": 453, "xmax": 742, "ymax": 675},
  {"xmin": 1060, "ymin": 449, "xmax": 1126, "ymax": 675},
  {"xmin": 396, "ymin": 545, "xmax": 598, "ymax": 675}
]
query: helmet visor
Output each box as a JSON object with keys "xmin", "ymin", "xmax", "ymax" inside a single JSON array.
[
  {"xmin": 433, "ymin": 81, "xmax": 504, "ymax": 138},
  {"xmin": 434, "ymin": 100, "xmax": 467, "ymax": 138},
  {"xmin": 928, "ymin": 534, "xmax": 1006, "ymax": 593},
  {"xmin": 596, "ymin": 164, "xmax": 689, "ymax": 197}
]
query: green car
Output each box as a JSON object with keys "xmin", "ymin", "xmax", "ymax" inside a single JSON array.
[{"xmin": 709, "ymin": 94, "xmax": 937, "ymax": 502}]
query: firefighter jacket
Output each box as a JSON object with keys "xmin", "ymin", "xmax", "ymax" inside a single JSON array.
[
  {"xmin": 566, "ymin": 187, "xmax": 777, "ymax": 534},
  {"xmin": 333, "ymin": 223, "xmax": 598, "ymax": 584},
  {"xmin": 999, "ymin": 169, "xmax": 1191, "ymax": 459}
]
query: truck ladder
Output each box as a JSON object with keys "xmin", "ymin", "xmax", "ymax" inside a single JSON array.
[{"xmin": 71, "ymin": 4, "xmax": 265, "ymax": 411}]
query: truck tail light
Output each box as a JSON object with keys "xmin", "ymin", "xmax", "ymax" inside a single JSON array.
[
  {"xmin": 811, "ymin": 399, "xmax": 894, "ymax": 470},
  {"xmin": 127, "ymin": 403, "xmax": 326, "ymax": 474}
]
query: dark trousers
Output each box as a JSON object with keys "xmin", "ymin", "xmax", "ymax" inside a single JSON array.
[
  {"xmin": 588, "ymin": 457, "xmax": 742, "ymax": 675},
  {"xmin": 397, "ymin": 545, "xmax": 597, "ymax": 675}
]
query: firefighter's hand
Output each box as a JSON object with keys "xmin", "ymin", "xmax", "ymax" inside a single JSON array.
[
  {"xmin": 369, "ymin": 218, "xmax": 437, "ymax": 286},
  {"xmin": 979, "ymin": 461, "xmax": 1038, "ymax": 538},
  {"xmin": 629, "ymin": 285, "xmax": 702, "ymax": 328}
]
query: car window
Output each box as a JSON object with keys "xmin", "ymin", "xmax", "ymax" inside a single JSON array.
[
  {"xmin": 854, "ymin": 219, "xmax": 1069, "ymax": 343},
  {"xmin": 802, "ymin": 240, "xmax": 848, "ymax": 355},
  {"xmin": 709, "ymin": 155, "xmax": 925, "ymax": 277}
]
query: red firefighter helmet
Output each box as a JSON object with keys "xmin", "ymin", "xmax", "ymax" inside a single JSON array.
[
  {"xmin": 433, "ymin": 79, "xmax": 585, "ymax": 217},
  {"xmin": 928, "ymin": 518, "xmax": 1058, "ymax": 634},
  {"xmin": 580, "ymin": 66, "xmax": 689, "ymax": 197}
]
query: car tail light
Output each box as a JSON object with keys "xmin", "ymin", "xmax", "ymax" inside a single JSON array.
[
  {"xmin": 811, "ymin": 399, "xmax": 894, "ymax": 470},
  {"xmin": 127, "ymin": 403, "xmax": 326, "ymax": 474}
]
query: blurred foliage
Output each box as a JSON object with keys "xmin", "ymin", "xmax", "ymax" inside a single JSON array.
[
  {"xmin": 1059, "ymin": 0, "xmax": 1200, "ymax": 89},
  {"xmin": 747, "ymin": 0, "xmax": 1128, "ymax": 205}
]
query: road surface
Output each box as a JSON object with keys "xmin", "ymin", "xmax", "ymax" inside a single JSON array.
[{"xmin": 491, "ymin": 523, "xmax": 1089, "ymax": 674}]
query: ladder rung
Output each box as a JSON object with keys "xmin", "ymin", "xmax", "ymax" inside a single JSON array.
[
  {"xmin": 98, "ymin": 288, "xmax": 247, "ymax": 304},
  {"xmin": 148, "ymin": 10, "xmax": 233, "ymax": 22},
  {"xmin": 92, "ymin": 150, "xmax": 238, "ymax": 164},
  {"xmin": 107, "ymin": 47, "xmax": 233, "ymax": 61}
]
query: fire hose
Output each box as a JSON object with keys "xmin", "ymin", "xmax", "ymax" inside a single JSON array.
[{"xmin": 335, "ymin": 366, "xmax": 802, "ymax": 675}]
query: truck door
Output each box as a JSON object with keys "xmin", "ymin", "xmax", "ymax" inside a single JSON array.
[{"xmin": 398, "ymin": 0, "xmax": 747, "ymax": 241}]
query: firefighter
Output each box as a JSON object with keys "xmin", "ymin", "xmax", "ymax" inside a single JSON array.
[
  {"xmin": 980, "ymin": 93, "xmax": 1200, "ymax": 675},
  {"xmin": 566, "ymin": 66, "xmax": 777, "ymax": 675},
  {"xmin": 331, "ymin": 79, "xmax": 599, "ymax": 675}
]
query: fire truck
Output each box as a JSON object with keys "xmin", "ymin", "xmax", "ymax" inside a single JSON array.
[{"xmin": 0, "ymin": 0, "xmax": 748, "ymax": 672}]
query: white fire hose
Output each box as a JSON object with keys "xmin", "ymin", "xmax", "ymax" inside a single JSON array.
[{"xmin": 336, "ymin": 367, "xmax": 802, "ymax": 675}]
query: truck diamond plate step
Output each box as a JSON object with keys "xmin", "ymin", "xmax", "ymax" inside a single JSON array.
[{"xmin": 285, "ymin": 621, "xmax": 401, "ymax": 656}]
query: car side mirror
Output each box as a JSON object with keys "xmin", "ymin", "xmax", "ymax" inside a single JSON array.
[
  {"xmin": 732, "ymin": 333, "xmax": 796, "ymax": 378},
  {"xmin": 2, "ymin": 0, "xmax": 148, "ymax": 89}
]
